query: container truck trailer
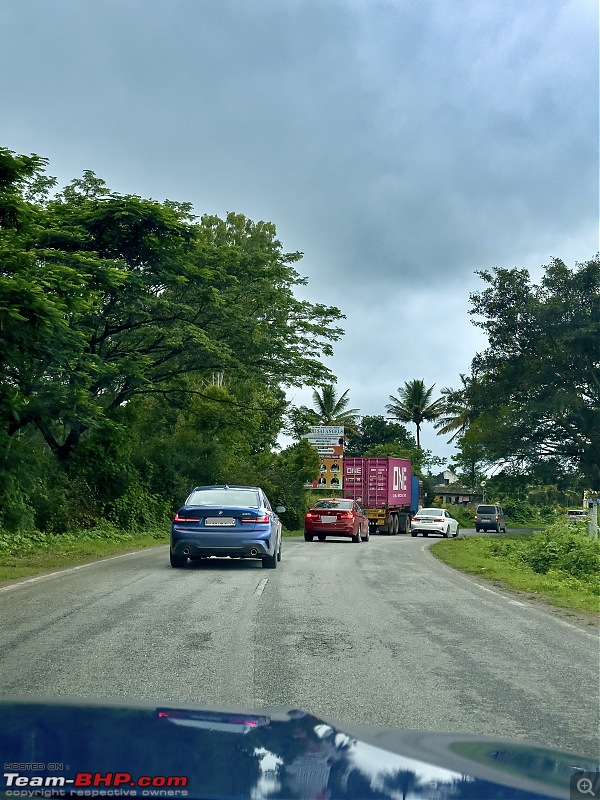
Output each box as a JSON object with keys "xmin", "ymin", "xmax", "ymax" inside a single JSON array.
[{"xmin": 342, "ymin": 457, "xmax": 419, "ymax": 534}]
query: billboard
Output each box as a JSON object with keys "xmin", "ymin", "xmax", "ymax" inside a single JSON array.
[
  {"xmin": 310, "ymin": 457, "xmax": 343, "ymax": 489},
  {"xmin": 303, "ymin": 427, "xmax": 345, "ymax": 487},
  {"xmin": 304, "ymin": 426, "xmax": 345, "ymax": 457}
]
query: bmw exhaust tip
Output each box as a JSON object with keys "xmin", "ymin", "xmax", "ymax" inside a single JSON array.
[
  {"xmin": 183, "ymin": 548, "xmax": 190, "ymax": 555},
  {"xmin": 250, "ymin": 548, "xmax": 258, "ymax": 556}
]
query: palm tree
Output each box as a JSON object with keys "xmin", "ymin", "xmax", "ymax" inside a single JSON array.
[
  {"xmin": 386, "ymin": 379, "xmax": 443, "ymax": 448},
  {"xmin": 433, "ymin": 374, "xmax": 475, "ymax": 442},
  {"xmin": 311, "ymin": 385, "xmax": 360, "ymax": 435}
]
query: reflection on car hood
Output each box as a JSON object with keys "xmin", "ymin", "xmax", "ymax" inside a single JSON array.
[{"xmin": 0, "ymin": 697, "xmax": 596, "ymax": 799}]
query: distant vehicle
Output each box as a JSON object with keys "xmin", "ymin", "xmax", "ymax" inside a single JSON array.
[
  {"xmin": 342, "ymin": 457, "xmax": 419, "ymax": 534},
  {"xmin": 475, "ymin": 504, "xmax": 507, "ymax": 533},
  {"xmin": 304, "ymin": 498, "xmax": 369, "ymax": 543},
  {"xmin": 411, "ymin": 507, "xmax": 459, "ymax": 538},
  {"xmin": 567, "ymin": 509, "xmax": 589, "ymax": 523},
  {"xmin": 170, "ymin": 485, "xmax": 285, "ymax": 569}
]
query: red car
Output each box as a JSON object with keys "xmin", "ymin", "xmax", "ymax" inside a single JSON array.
[{"xmin": 304, "ymin": 498, "xmax": 369, "ymax": 543}]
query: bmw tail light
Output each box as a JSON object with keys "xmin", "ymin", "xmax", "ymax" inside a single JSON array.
[
  {"xmin": 339, "ymin": 512, "xmax": 354, "ymax": 519},
  {"xmin": 242, "ymin": 514, "xmax": 270, "ymax": 524},
  {"xmin": 174, "ymin": 513, "xmax": 196, "ymax": 522},
  {"xmin": 305, "ymin": 512, "xmax": 318, "ymax": 519}
]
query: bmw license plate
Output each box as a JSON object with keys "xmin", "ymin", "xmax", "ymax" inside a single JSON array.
[
  {"xmin": 320, "ymin": 516, "xmax": 335, "ymax": 523},
  {"xmin": 205, "ymin": 517, "xmax": 235, "ymax": 526}
]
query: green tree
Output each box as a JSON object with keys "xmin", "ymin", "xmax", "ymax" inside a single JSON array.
[
  {"xmin": 385, "ymin": 379, "xmax": 443, "ymax": 448},
  {"xmin": 345, "ymin": 414, "xmax": 415, "ymax": 456},
  {"xmin": 433, "ymin": 374, "xmax": 476, "ymax": 442},
  {"xmin": 466, "ymin": 256, "xmax": 600, "ymax": 488},
  {"xmin": 449, "ymin": 424, "xmax": 489, "ymax": 489},
  {"xmin": 1, "ymin": 165, "xmax": 345, "ymax": 465},
  {"xmin": 310, "ymin": 384, "xmax": 359, "ymax": 435},
  {"xmin": 0, "ymin": 151, "xmax": 347, "ymax": 533},
  {"xmin": 266, "ymin": 439, "xmax": 320, "ymax": 529}
]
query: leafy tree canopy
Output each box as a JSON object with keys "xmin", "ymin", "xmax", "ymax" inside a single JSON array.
[
  {"xmin": 345, "ymin": 415, "xmax": 415, "ymax": 456},
  {"xmin": 0, "ymin": 151, "xmax": 345, "ymax": 465},
  {"xmin": 466, "ymin": 256, "xmax": 599, "ymax": 488}
]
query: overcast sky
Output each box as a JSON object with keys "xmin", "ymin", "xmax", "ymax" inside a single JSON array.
[{"xmin": 2, "ymin": 0, "xmax": 597, "ymax": 461}]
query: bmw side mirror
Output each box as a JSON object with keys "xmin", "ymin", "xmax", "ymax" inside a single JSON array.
[{"xmin": 275, "ymin": 506, "xmax": 286, "ymax": 513}]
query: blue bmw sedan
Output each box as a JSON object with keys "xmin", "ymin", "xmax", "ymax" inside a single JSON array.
[{"xmin": 170, "ymin": 485, "xmax": 285, "ymax": 569}]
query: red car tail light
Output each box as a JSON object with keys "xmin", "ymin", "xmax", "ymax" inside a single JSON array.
[
  {"xmin": 174, "ymin": 513, "xmax": 196, "ymax": 522},
  {"xmin": 305, "ymin": 512, "xmax": 318, "ymax": 519},
  {"xmin": 338, "ymin": 512, "xmax": 354, "ymax": 519}
]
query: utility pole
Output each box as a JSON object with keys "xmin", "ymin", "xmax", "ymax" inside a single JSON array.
[{"xmin": 586, "ymin": 495, "xmax": 598, "ymax": 540}]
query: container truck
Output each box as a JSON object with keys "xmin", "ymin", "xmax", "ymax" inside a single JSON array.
[{"xmin": 342, "ymin": 457, "xmax": 420, "ymax": 534}]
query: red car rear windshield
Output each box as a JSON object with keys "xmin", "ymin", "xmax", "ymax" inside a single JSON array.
[{"xmin": 313, "ymin": 500, "xmax": 353, "ymax": 510}]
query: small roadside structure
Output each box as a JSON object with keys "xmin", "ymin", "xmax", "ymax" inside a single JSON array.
[{"xmin": 432, "ymin": 470, "xmax": 479, "ymax": 507}]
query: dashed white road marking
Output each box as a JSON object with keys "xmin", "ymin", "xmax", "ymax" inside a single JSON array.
[{"xmin": 254, "ymin": 578, "xmax": 268, "ymax": 596}]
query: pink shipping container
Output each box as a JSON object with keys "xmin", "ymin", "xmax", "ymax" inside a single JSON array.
[{"xmin": 343, "ymin": 457, "xmax": 414, "ymax": 534}]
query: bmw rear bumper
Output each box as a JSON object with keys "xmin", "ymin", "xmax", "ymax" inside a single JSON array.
[{"xmin": 170, "ymin": 533, "xmax": 273, "ymax": 559}]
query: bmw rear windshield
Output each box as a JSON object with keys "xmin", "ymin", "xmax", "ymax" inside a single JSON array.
[{"xmin": 186, "ymin": 488, "xmax": 261, "ymax": 508}]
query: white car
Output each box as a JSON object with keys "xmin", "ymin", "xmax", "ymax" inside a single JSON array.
[{"xmin": 411, "ymin": 508, "xmax": 459, "ymax": 538}]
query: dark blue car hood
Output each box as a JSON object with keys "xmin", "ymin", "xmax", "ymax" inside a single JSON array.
[{"xmin": 0, "ymin": 697, "xmax": 596, "ymax": 799}]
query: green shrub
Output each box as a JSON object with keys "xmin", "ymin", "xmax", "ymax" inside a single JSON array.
[{"xmin": 519, "ymin": 520, "xmax": 599, "ymax": 578}]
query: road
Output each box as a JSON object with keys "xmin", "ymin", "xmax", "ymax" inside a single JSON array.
[{"xmin": 0, "ymin": 533, "xmax": 598, "ymax": 757}]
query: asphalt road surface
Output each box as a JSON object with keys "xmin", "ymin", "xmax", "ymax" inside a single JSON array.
[{"xmin": 1, "ymin": 533, "xmax": 598, "ymax": 757}]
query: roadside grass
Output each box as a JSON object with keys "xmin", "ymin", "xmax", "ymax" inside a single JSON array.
[
  {"xmin": 431, "ymin": 526, "xmax": 599, "ymax": 615},
  {"xmin": 0, "ymin": 525, "xmax": 168, "ymax": 583},
  {"xmin": 0, "ymin": 525, "xmax": 303, "ymax": 582}
]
